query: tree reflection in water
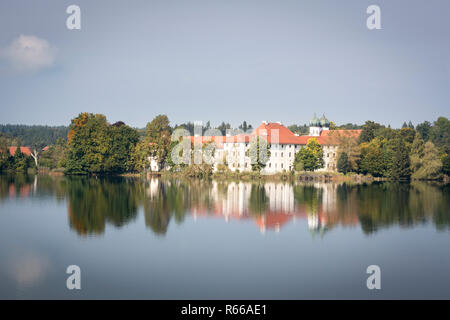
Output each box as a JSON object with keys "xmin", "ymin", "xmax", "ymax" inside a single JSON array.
[{"xmin": 0, "ymin": 175, "xmax": 448, "ymax": 236}]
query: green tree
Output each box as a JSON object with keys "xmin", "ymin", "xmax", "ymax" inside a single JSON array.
[
  {"xmin": 248, "ymin": 136, "xmax": 271, "ymax": 172},
  {"xmin": 410, "ymin": 139, "xmax": 442, "ymax": 180},
  {"xmin": 337, "ymin": 152, "xmax": 351, "ymax": 174},
  {"xmin": 359, "ymin": 121, "xmax": 383, "ymax": 143},
  {"xmin": 442, "ymin": 155, "xmax": 450, "ymax": 176},
  {"xmin": 131, "ymin": 140, "xmax": 151, "ymax": 172},
  {"xmin": 294, "ymin": 138, "xmax": 324, "ymax": 171},
  {"xmin": 410, "ymin": 133, "xmax": 425, "ymax": 175},
  {"xmin": 65, "ymin": 113, "xmax": 110, "ymax": 175},
  {"xmin": 217, "ymin": 122, "xmax": 231, "ymax": 135},
  {"xmin": 146, "ymin": 115, "xmax": 172, "ymax": 170},
  {"xmin": 65, "ymin": 113, "xmax": 138, "ymax": 175},
  {"xmin": 39, "ymin": 138, "xmax": 68, "ymax": 169},
  {"xmin": 0, "ymin": 124, "xmax": 68, "ymax": 149},
  {"xmin": 388, "ymin": 137, "xmax": 411, "ymax": 180},
  {"xmin": 399, "ymin": 127, "xmax": 416, "ymax": 151},
  {"xmin": 238, "ymin": 121, "xmax": 251, "ymax": 132},
  {"xmin": 359, "ymin": 138, "xmax": 385, "ymax": 176},
  {"xmin": 0, "ymin": 133, "xmax": 9, "ymax": 172},
  {"xmin": 104, "ymin": 122, "xmax": 139, "ymax": 173},
  {"xmin": 13, "ymin": 145, "xmax": 31, "ymax": 172},
  {"xmin": 430, "ymin": 117, "xmax": 450, "ymax": 151},
  {"xmin": 416, "ymin": 121, "xmax": 432, "ymax": 141},
  {"xmin": 429, "ymin": 117, "xmax": 450, "ymax": 176}
]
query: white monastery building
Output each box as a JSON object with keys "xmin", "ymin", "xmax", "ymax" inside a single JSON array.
[{"xmin": 153, "ymin": 115, "xmax": 361, "ymax": 173}]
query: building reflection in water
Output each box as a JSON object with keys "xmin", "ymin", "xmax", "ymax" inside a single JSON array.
[
  {"xmin": 167, "ymin": 180, "xmax": 354, "ymax": 235},
  {"xmin": 1, "ymin": 175, "xmax": 448, "ymax": 237}
]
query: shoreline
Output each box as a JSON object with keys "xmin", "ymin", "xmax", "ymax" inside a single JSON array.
[{"xmin": 4, "ymin": 169, "xmax": 447, "ymax": 184}]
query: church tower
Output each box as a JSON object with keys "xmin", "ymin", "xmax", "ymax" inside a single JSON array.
[{"xmin": 309, "ymin": 113, "xmax": 330, "ymax": 136}]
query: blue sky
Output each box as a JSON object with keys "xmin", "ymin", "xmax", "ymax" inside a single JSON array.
[{"xmin": 0, "ymin": 0, "xmax": 449, "ymax": 128}]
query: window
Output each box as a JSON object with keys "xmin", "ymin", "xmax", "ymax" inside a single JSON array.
[
  {"xmin": 289, "ymin": 152, "xmax": 291, "ymax": 157},
  {"xmin": 281, "ymin": 163, "xmax": 284, "ymax": 169},
  {"xmin": 269, "ymin": 163, "xmax": 271, "ymax": 168},
  {"xmin": 281, "ymin": 152, "xmax": 283, "ymax": 157}
]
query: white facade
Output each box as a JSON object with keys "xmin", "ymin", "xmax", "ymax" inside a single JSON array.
[{"xmin": 212, "ymin": 140, "xmax": 338, "ymax": 173}]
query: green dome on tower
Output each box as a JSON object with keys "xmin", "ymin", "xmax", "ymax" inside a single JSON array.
[
  {"xmin": 320, "ymin": 114, "xmax": 330, "ymax": 127},
  {"xmin": 309, "ymin": 113, "xmax": 320, "ymax": 126}
]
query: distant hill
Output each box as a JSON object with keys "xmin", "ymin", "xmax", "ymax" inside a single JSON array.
[{"xmin": 0, "ymin": 124, "xmax": 69, "ymax": 148}]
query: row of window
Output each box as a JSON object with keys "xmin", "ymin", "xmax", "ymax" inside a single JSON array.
[
  {"xmin": 227, "ymin": 143, "xmax": 304, "ymax": 149},
  {"xmin": 230, "ymin": 162, "xmax": 293, "ymax": 171},
  {"xmin": 228, "ymin": 151, "xmax": 295, "ymax": 158}
]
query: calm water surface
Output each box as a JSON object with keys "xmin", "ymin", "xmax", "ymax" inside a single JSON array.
[{"xmin": 0, "ymin": 175, "xmax": 449, "ymax": 299}]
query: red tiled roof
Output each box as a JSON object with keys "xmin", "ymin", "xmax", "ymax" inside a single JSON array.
[
  {"xmin": 315, "ymin": 129, "xmax": 362, "ymax": 145},
  {"xmin": 8, "ymin": 146, "xmax": 32, "ymax": 156},
  {"xmin": 251, "ymin": 122, "xmax": 301, "ymax": 144},
  {"xmin": 182, "ymin": 123, "xmax": 362, "ymax": 147}
]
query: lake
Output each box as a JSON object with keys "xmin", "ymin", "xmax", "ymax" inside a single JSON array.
[{"xmin": 0, "ymin": 174, "xmax": 449, "ymax": 299}]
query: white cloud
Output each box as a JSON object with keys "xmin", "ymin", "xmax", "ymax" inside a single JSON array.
[{"xmin": 2, "ymin": 35, "xmax": 57, "ymax": 72}]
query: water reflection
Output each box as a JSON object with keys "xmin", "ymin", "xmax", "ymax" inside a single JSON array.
[{"xmin": 0, "ymin": 175, "xmax": 449, "ymax": 237}]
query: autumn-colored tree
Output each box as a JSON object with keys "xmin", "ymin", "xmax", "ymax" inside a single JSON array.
[
  {"xmin": 410, "ymin": 136, "xmax": 442, "ymax": 180},
  {"xmin": 294, "ymin": 138, "xmax": 324, "ymax": 172},
  {"xmin": 328, "ymin": 130, "xmax": 360, "ymax": 172}
]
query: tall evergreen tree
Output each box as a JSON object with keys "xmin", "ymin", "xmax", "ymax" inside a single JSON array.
[
  {"xmin": 416, "ymin": 121, "xmax": 432, "ymax": 141},
  {"xmin": 359, "ymin": 121, "xmax": 383, "ymax": 143},
  {"xmin": 389, "ymin": 138, "xmax": 410, "ymax": 180},
  {"xmin": 337, "ymin": 152, "xmax": 351, "ymax": 174}
]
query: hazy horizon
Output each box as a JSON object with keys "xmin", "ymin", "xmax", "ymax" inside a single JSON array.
[{"xmin": 0, "ymin": 114, "xmax": 446, "ymax": 130}]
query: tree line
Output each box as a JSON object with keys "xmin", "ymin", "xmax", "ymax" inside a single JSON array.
[
  {"xmin": 0, "ymin": 124, "xmax": 69, "ymax": 149},
  {"xmin": 335, "ymin": 118, "xmax": 450, "ymax": 179},
  {"xmin": 1, "ymin": 113, "xmax": 449, "ymax": 180}
]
